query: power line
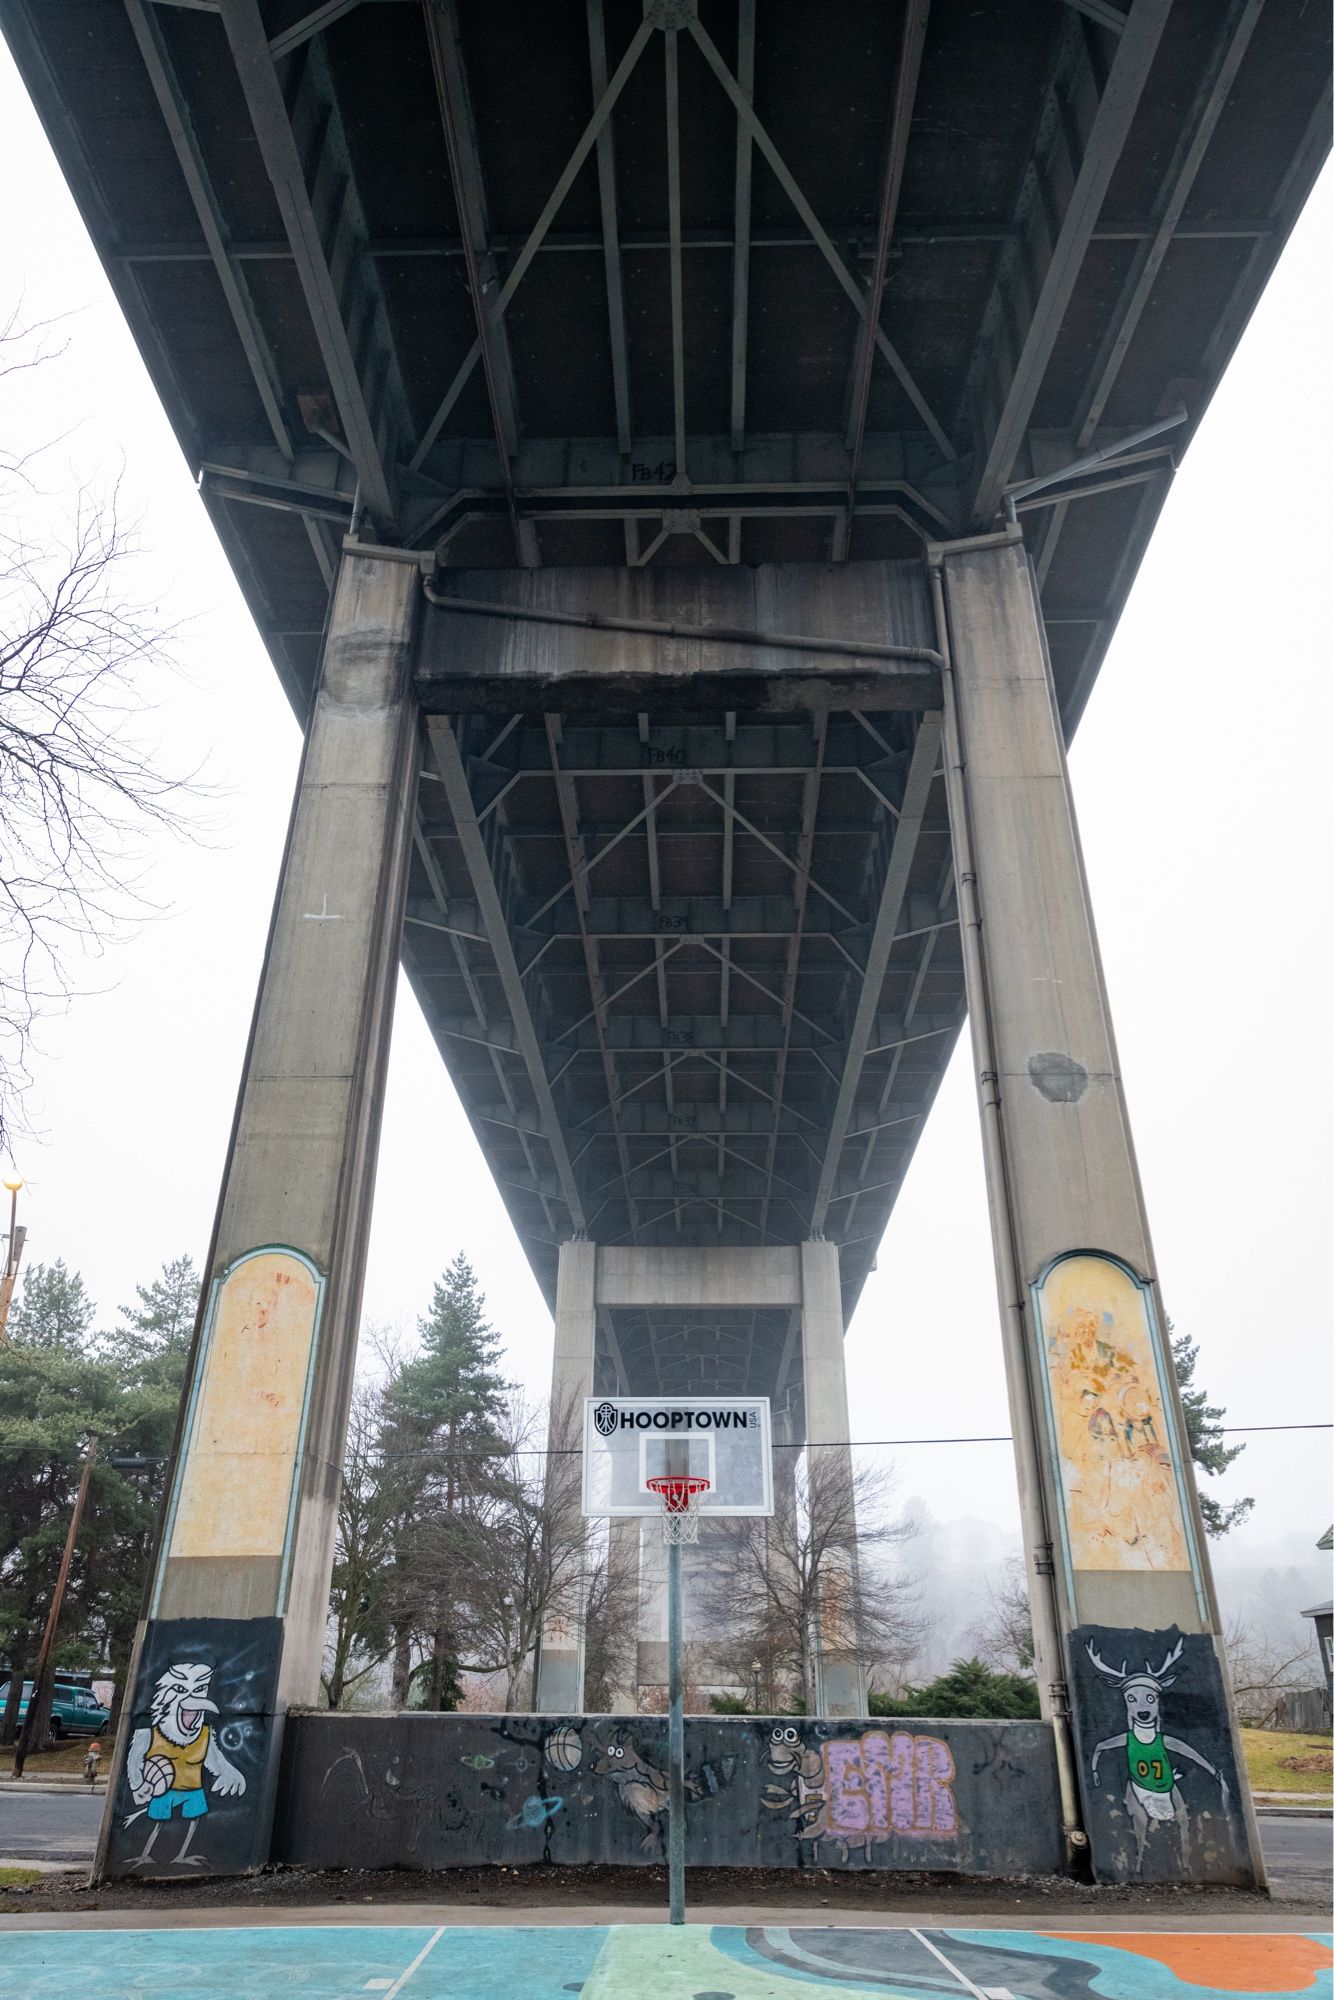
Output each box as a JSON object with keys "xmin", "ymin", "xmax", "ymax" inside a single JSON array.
[{"xmin": 1, "ymin": 1421, "xmax": 1327, "ymax": 1469}]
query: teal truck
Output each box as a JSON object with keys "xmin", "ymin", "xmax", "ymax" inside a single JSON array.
[{"xmin": 0, "ymin": 1677, "xmax": 111, "ymax": 1738}]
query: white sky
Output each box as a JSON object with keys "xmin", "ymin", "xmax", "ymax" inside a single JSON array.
[{"xmin": 2, "ymin": 52, "xmax": 1329, "ymax": 1558}]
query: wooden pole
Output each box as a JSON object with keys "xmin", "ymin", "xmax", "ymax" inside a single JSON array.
[
  {"xmin": 0, "ymin": 1219, "xmax": 25, "ymax": 1344},
  {"xmin": 13, "ymin": 1437, "xmax": 98, "ymax": 1777}
]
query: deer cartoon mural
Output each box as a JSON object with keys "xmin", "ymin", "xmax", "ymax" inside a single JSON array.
[{"xmin": 1085, "ymin": 1636, "xmax": 1230, "ymax": 1869}]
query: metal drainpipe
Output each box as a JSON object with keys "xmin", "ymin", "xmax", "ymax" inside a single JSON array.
[{"xmin": 926, "ymin": 551, "xmax": 1088, "ymax": 1864}]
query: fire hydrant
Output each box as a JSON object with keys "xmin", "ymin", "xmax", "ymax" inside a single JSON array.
[{"xmin": 84, "ymin": 1740, "xmax": 101, "ymax": 1788}]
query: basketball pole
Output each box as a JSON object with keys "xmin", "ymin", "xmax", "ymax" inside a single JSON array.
[{"xmin": 666, "ymin": 1530, "xmax": 685, "ymax": 1925}]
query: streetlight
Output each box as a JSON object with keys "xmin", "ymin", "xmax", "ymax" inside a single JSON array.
[{"xmin": 0, "ymin": 1174, "xmax": 24, "ymax": 1344}]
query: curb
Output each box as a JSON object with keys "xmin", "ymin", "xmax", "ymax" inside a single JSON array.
[{"xmin": 0, "ymin": 1781, "xmax": 106, "ymax": 1797}]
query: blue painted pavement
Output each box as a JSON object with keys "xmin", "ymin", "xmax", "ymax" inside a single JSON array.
[{"xmin": 0, "ymin": 1923, "xmax": 1329, "ymax": 1999}]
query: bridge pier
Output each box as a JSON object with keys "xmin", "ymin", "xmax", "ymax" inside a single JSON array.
[
  {"xmin": 535, "ymin": 1241, "xmax": 864, "ymax": 1718},
  {"xmin": 94, "ymin": 551, "xmax": 420, "ymax": 1881},
  {"xmin": 934, "ymin": 536, "xmax": 1263, "ymax": 1888}
]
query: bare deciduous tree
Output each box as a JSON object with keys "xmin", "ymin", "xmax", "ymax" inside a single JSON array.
[
  {"xmin": 1, "ymin": 312, "xmax": 191, "ymax": 1156},
  {"xmin": 582, "ymin": 1525, "xmax": 643, "ymax": 1713},
  {"xmin": 966, "ymin": 1552, "xmax": 1036, "ymax": 1676},
  {"xmin": 451, "ymin": 1393, "xmax": 589, "ymax": 1710},
  {"xmin": 1222, "ymin": 1611, "xmax": 1323, "ymax": 1727},
  {"xmin": 702, "ymin": 1454, "xmax": 928, "ymax": 1712},
  {"xmin": 322, "ymin": 1380, "xmax": 396, "ymax": 1709}
]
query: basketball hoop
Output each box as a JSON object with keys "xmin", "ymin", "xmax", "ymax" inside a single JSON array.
[{"xmin": 645, "ymin": 1474, "xmax": 711, "ymax": 1545}]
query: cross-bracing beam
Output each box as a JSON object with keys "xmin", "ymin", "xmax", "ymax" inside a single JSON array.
[
  {"xmin": 586, "ymin": 0, "xmax": 633, "ymax": 464},
  {"xmin": 808, "ymin": 714, "xmax": 941, "ymax": 1234},
  {"xmin": 546, "ymin": 716, "xmax": 641, "ymax": 1243},
  {"xmin": 426, "ymin": 718, "xmax": 587, "ymax": 1230},
  {"xmin": 410, "ymin": 13, "xmax": 655, "ymax": 469},
  {"xmin": 835, "ymin": 0, "xmax": 931, "ymax": 561},
  {"xmin": 1073, "ymin": 0, "xmax": 1265, "ymax": 448},
  {"xmin": 967, "ymin": 0, "xmax": 1173, "ymax": 524},
  {"xmin": 216, "ymin": 0, "xmax": 408, "ymax": 526},
  {"xmin": 687, "ymin": 13, "xmax": 955, "ymax": 464},
  {"xmin": 424, "ymin": 0, "xmax": 539, "ymax": 565}
]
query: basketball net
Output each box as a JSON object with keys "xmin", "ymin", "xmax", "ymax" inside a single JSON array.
[{"xmin": 645, "ymin": 1474, "xmax": 710, "ymax": 1546}]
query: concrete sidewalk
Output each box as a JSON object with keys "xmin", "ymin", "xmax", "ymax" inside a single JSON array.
[{"xmin": 0, "ymin": 1898, "xmax": 1327, "ymax": 1933}]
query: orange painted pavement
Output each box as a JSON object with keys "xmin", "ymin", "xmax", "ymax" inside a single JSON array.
[{"xmin": 1048, "ymin": 1933, "xmax": 1333, "ymax": 1994}]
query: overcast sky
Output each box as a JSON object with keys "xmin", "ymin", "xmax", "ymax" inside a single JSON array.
[{"xmin": 1, "ymin": 51, "xmax": 1329, "ymax": 1560}]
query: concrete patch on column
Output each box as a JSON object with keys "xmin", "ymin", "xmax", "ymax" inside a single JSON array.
[
  {"xmin": 1030, "ymin": 1252, "xmax": 1196, "ymax": 1589},
  {"xmin": 1026, "ymin": 1050, "xmax": 1089, "ymax": 1102},
  {"xmin": 158, "ymin": 1248, "xmax": 324, "ymax": 1605},
  {"xmin": 1070, "ymin": 1623, "xmax": 1250, "ymax": 1885},
  {"xmin": 101, "ymin": 1614, "xmax": 282, "ymax": 1878}
]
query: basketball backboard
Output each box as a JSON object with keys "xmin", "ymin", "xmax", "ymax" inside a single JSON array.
[{"xmin": 582, "ymin": 1395, "xmax": 773, "ymax": 1518}]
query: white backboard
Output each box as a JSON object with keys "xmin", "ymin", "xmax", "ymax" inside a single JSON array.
[{"xmin": 582, "ymin": 1395, "xmax": 773, "ymax": 1518}]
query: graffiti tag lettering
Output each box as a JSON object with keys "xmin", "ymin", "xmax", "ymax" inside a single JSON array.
[{"xmin": 824, "ymin": 1731, "xmax": 956, "ymax": 1839}]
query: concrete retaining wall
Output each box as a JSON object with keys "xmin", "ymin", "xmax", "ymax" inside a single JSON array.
[{"xmin": 274, "ymin": 1712, "xmax": 1065, "ymax": 1877}]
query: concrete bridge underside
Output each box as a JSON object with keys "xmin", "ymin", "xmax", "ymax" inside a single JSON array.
[{"xmin": 6, "ymin": 0, "xmax": 1325, "ymax": 1896}]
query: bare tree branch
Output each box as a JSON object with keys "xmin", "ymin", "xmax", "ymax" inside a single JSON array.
[{"xmin": 0, "ymin": 312, "xmax": 197, "ymax": 1157}]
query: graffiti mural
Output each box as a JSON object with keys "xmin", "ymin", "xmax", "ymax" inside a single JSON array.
[
  {"xmin": 762, "ymin": 1723, "xmax": 957, "ymax": 1861},
  {"xmin": 1071, "ymin": 1624, "xmax": 1249, "ymax": 1885},
  {"xmin": 275, "ymin": 1713, "xmax": 1060, "ymax": 1877},
  {"xmin": 1032, "ymin": 1253, "xmax": 1191, "ymax": 1575},
  {"xmin": 122, "ymin": 1662, "xmax": 247, "ymax": 1868},
  {"xmin": 104, "ymin": 1616, "xmax": 281, "ymax": 1878}
]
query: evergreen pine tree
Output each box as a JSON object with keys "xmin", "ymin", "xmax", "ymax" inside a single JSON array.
[
  {"xmin": 103, "ymin": 1254, "xmax": 199, "ymax": 1385},
  {"xmin": 381, "ymin": 1255, "xmax": 511, "ymax": 1710},
  {"xmin": 0, "ymin": 1267, "xmax": 117, "ymax": 1746},
  {"xmin": 1171, "ymin": 1327, "xmax": 1253, "ymax": 1537},
  {"xmin": 8, "ymin": 1260, "xmax": 95, "ymax": 1351},
  {"xmin": 91, "ymin": 1256, "xmax": 200, "ymax": 1720}
]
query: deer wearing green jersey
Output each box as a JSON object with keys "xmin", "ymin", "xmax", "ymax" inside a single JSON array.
[{"xmin": 1087, "ymin": 1637, "xmax": 1230, "ymax": 1869}]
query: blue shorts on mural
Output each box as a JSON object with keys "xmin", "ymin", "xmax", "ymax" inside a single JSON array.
[{"xmin": 147, "ymin": 1788, "xmax": 208, "ymax": 1822}]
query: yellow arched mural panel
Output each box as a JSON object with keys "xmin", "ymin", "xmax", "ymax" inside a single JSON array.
[
  {"xmin": 168, "ymin": 1249, "xmax": 321, "ymax": 1563},
  {"xmin": 1034, "ymin": 1254, "xmax": 1190, "ymax": 1573}
]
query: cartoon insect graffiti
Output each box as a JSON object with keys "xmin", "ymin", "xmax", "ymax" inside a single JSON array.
[
  {"xmin": 123, "ymin": 1662, "xmax": 246, "ymax": 1868},
  {"xmin": 1087, "ymin": 1637, "xmax": 1230, "ymax": 1868},
  {"xmin": 762, "ymin": 1724, "xmax": 828, "ymax": 1839}
]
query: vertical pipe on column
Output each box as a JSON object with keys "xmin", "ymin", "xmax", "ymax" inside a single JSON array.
[
  {"xmin": 927, "ymin": 553, "xmax": 1087, "ymax": 1859},
  {"xmin": 666, "ymin": 1531, "xmax": 685, "ymax": 1925}
]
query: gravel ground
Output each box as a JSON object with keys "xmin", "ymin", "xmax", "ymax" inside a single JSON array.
[{"xmin": 0, "ymin": 1861, "xmax": 1320, "ymax": 1922}]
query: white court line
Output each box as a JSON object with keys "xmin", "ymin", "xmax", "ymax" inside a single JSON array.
[
  {"xmin": 381, "ymin": 1926, "xmax": 446, "ymax": 1999},
  {"xmin": 910, "ymin": 1928, "xmax": 993, "ymax": 2000}
]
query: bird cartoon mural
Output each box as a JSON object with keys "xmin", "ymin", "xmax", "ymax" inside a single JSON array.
[
  {"xmin": 123, "ymin": 1661, "xmax": 246, "ymax": 1867},
  {"xmin": 1086, "ymin": 1636, "xmax": 1230, "ymax": 1868}
]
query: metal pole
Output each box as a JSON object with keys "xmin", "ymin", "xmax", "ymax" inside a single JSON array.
[
  {"xmin": 14, "ymin": 1438, "xmax": 98, "ymax": 1778},
  {"xmin": 666, "ymin": 1533, "xmax": 685, "ymax": 1925}
]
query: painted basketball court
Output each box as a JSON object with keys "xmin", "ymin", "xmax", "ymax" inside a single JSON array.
[{"xmin": 0, "ymin": 1923, "xmax": 1329, "ymax": 1998}]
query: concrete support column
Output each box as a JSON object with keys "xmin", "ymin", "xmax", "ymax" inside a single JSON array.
[
  {"xmin": 535, "ymin": 1240, "xmax": 597, "ymax": 1712},
  {"xmin": 604, "ymin": 1518, "xmax": 643, "ymax": 1711},
  {"xmin": 934, "ymin": 537, "xmax": 1262, "ymax": 1887},
  {"xmin": 800, "ymin": 1240, "xmax": 866, "ymax": 1718},
  {"xmin": 96, "ymin": 551, "xmax": 421, "ymax": 1881}
]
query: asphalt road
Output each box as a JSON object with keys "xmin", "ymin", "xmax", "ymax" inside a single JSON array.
[
  {"xmin": 0, "ymin": 1789, "xmax": 1328, "ymax": 1895},
  {"xmin": 0, "ymin": 1789, "xmax": 103, "ymax": 1862}
]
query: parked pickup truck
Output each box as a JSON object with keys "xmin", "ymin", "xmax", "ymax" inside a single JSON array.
[{"xmin": 0, "ymin": 1678, "xmax": 111, "ymax": 1738}]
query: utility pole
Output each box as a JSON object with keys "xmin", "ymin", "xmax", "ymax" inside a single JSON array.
[
  {"xmin": 13, "ymin": 1437, "xmax": 98, "ymax": 1778},
  {"xmin": 0, "ymin": 1173, "xmax": 25, "ymax": 1344}
]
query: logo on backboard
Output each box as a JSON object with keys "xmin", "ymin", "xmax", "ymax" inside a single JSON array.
[{"xmin": 593, "ymin": 1401, "xmax": 618, "ymax": 1438}]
